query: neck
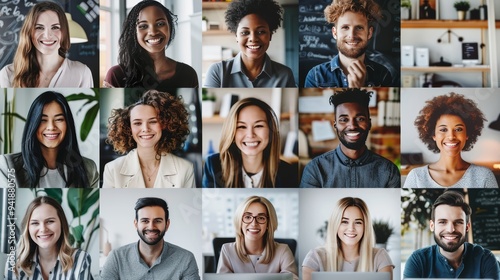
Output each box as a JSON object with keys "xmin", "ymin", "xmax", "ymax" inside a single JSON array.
[
  {"xmin": 439, "ymin": 244, "xmax": 464, "ymax": 269},
  {"xmin": 37, "ymin": 53, "xmax": 64, "ymax": 73},
  {"xmin": 38, "ymin": 246, "xmax": 58, "ymax": 263},
  {"xmin": 434, "ymin": 154, "xmax": 469, "ymax": 172},
  {"xmin": 137, "ymin": 147, "xmax": 158, "ymax": 164},
  {"xmin": 242, "ymin": 154, "xmax": 264, "ymax": 174},
  {"xmin": 341, "ymin": 243, "xmax": 360, "ymax": 262},
  {"xmin": 338, "ymin": 52, "xmax": 365, "ymax": 74},
  {"xmin": 138, "ymin": 240, "xmax": 164, "ymax": 267},
  {"xmin": 241, "ymin": 55, "xmax": 265, "ymax": 80},
  {"xmin": 244, "ymin": 239, "xmax": 264, "ymax": 255},
  {"xmin": 41, "ymin": 147, "xmax": 59, "ymax": 169},
  {"xmin": 339, "ymin": 143, "xmax": 366, "ymax": 160}
]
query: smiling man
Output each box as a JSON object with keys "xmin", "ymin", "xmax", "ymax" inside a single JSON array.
[
  {"xmin": 304, "ymin": 0, "xmax": 392, "ymax": 88},
  {"xmin": 300, "ymin": 89, "xmax": 400, "ymax": 188},
  {"xmin": 404, "ymin": 191, "xmax": 500, "ymax": 279},
  {"xmin": 100, "ymin": 197, "xmax": 200, "ymax": 280}
]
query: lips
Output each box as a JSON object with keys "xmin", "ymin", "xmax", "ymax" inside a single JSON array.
[
  {"xmin": 146, "ymin": 37, "xmax": 163, "ymax": 45},
  {"xmin": 144, "ymin": 229, "xmax": 160, "ymax": 237},
  {"xmin": 344, "ymin": 232, "xmax": 357, "ymax": 238},
  {"xmin": 37, "ymin": 233, "xmax": 54, "ymax": 241},
  {"xmin": 139, "ymin": 134, "xmax": 154, "ymax": 140},
  {"xmin": 40, "ymin": 40, "xmax": 57, "ymax": 46},
  {"xmin": 443, "ymin": 142, "xmax": 459, "ymax": 147},
  {"xmin": 247, "ymin": 45, "xmax": 261, "ymax": 50},
  {"xmin": 344, "ymin": 130, "xmax": 362, "ymax": 141},
  {"xmin": 247, "ymin": 228, "xmax": 261, "ymax": 234},
  {"xmin": 244, "ymin": 141, "xmax": 259, "ymax": 147},
  {"xmin": 43, "ymin": 133, "xmax": 59, "ymax": 140}
]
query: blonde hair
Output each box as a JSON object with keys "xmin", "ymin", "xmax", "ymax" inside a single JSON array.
[
  {"xmin": 325, "ymin": 197, "xmax": 375, "ymax": 272},
  {"xmin": 15, "ymin": 196, "xmax": 75, "ymax": 276},
  {"xmin": 219, "ymin": 98, "xmax": 280, "ymax": 188},
  {"xmin": 233, "ymin": 196, "xmax": 278, "ymax": 264},
  {"xmin": 324, "ymin": 0, "xmax": 381, "ymax": 25},
  {"xmin": 12, "ymin": 2, "xmax": 70, "ymax": 87}
]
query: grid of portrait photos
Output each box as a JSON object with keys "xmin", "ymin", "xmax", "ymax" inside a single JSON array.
[{"xmin": 1, "ymin": 0, "xmax": 500, "ymax": 280}]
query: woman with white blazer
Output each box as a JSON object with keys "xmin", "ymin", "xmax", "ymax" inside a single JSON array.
[{"xmin": 102, "ymin": 90, "xmax": 195, "ymax": 188}]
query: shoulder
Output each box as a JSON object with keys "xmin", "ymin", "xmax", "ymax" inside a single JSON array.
[
  {"xmin": 107, "ymin": 65, "xmax": 124, "ymax": 74},
  {"xmin": 65, "ymin": 59, "xmax": 91, "ymax": 72},
  {"xmin": 112, "ymin": 242, "xmax": 137, "ymax": 257},
  {"xmin": 82, "ymin": 157, "xmax": 97, "ymax": 169},
  {"xmin": 468, "ymin": 164, "xmax": 494, "ymax": 175},
  {"xmin": 166, "ymin": 153, "xmax": 193, "ymax": 169},
  {"xmin": 408, "ymin": 245, "xmax": 435, "ymax": 260},
  {"xmin": 165, "ymin": 242, "xmax": 196, "ymax": 258},
  {"xmin": 206, "ymin": 153, "xmax": 222, "ymax": 168},
  {"xmin": 0, "ymin": 64, "xmax": 14, "ymax": 87},
  {"xmin": 268, "ymin": 59, "xmax": 293, "ymax": 73},
  {"xmin": 0, "ymin": 152, "xmax": 23, "ymax": 167},
  {"xmin": 465, "ymin": 242, "xmax": 495, "ymax": 257},
  {"xmin": 367, "ymin": 150, "xmax": 398, "ymax": 168},
  {"xmin": 308, "ymin": 149, "xmax": 337, "ymax": 166},
  {"xmin": 105, "ymin": 155, "xmax": 128, "ymax": 170},
  {"xmin": 175, "ymin": 62, "xmax": 197, "ymax": 74}
]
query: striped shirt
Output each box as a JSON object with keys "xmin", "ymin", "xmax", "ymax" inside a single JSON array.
[{"xmin": 4, "ymin": 249, "xmax": 92, "ymax": 280}]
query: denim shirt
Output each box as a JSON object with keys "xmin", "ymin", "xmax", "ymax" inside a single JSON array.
[
  {"xmin": 299, "ymin": 146, "xmax": 400, "ymax": 188},
  {"xmin": 304, "ymin": 55, "xmax": 392, "ymax": 88},
  {"xmin": 403, "ymin": 243, "xmax": 500, "ymax": 279}
]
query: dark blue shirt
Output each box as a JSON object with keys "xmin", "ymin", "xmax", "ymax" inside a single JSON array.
[
  {"xmin": 304, "ymin": 55, "xmax": 392, "ymax": 88},
  {"xmin": 299, "ymin": 146, "xmax": 400, "ymax": 188},
  {"xmin": 404, "ymin": 243, "xmax": 500, "ymax": 279}
]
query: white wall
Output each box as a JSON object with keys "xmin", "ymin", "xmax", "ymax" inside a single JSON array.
[
  {"xmin": 299, "ymin": 189, "xmax": 402, "ymax": 280},
  {"xmin": 1, "ymin": 88, "xmax": 99, "ymax": 167},
  {"xmin": 99, "ymin": 188, "xmax": 203, "ymax": 277},
  {"xmin": 401, "ymin": 88, "xmax": 500, "ymax": 164}
]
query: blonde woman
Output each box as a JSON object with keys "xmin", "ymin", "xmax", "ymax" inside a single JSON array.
[
  {"xmin": 0, "ymin": 2, "xmax": 93, "ymax": 87},
  {"xmin": 217, "ymin": 196, "xmax": 298, "ymax": 279},
  {"xmin": 302, "ymin": 197, "xmax": 394, "ymax": 280},
  {"xmin": 202, "ymin": 97, "xmax": 297, "ymax": 187},
  {"xmin": 4, "ymin": 196, "xmax": 92, "ymax": 279}
]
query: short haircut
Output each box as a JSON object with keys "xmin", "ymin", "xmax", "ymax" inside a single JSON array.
[
  {"xmin": 135, "ymin": 197, "xmax": 169, "ymax": 221},
  {"xmin": 225, "ymin": 0, "xmax": 283, "ymax": 34},
  {"xmin": 324, "ymin": 0, "xmax": 382, "ymax": 26},
  {"xmin": 329, "ymin": 88, "xmax": 372, "ymax": 114},
  {"xmin": 414, "ymin": 92, "xmax": 486, "ymax": 153},
  {"xmin": 431, "ymin": 191, "xmax": 471, "ymax": 223}
]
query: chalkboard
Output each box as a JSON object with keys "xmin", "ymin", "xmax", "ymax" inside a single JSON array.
[
  {"xmin": 298, "ymin": 0, "xmax": 401, "ymax": 87},
  {"xmin": 0, "ymin": 0, "xmax": 99, "ymax": 88},
  {"xmin": 468, "ymin": 189, "xmax": 500, "ymax": 251}
]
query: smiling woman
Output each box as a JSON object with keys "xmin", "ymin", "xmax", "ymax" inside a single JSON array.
[
  {"xmin": 0, "ymin": 1, "xmax": 93, "ymax": 88},
  {"xmin": 5, "ymin": 196, "xmax": 92, "ymax": 280},
  {"xmin": 403, "ymin": 92, "xmax": 498, "ymax": 188},
  {"xmin": 216, "ymin": 196, "xmax": 298, "ymax": 279},
  {"xmin": 103, "ymin": 0, "xmax": 198, "ymax": 91},
  {"xmin": 203, "ymin": 0, "xmax": 296, "ymax": 88}
]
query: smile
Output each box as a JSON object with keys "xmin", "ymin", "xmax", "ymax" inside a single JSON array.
[
  {"xmin": 345, "ymin": 132, "xmax": 360, "ymax": 137},
  {"xmin": 442, "ymin": 235, "xmax": 459, "ymax": 240},
  {"xmin": 247, "ymin": 228, "xmax": 261, "ymax": 233},
  {"xmin": 139, "ymin": 134, "xmax": 154, "ymax": 140},
  {"xmin": 37, "ymin": 233, "xmax": 54, "ymax": 240},
  {"xmin": 146, "ymin": 37, "xmax": 163, "ymax": 45},
  {"xmin": 344, "ymin": 233, "xmax": 357, "ymax": 238},
  {"xmin": 244, "ymin": 141, "xmax": 260, "ymax": 147},
  {"xmin": 43, "ymin": 133, "xmax": 59, "ymax": 140},
  {"xmin": 247, "ymin": 45, "xmax": 261, "ymax": 50},
  {"xmin": 40, "ymin": 40, "xmax": 57, "ymax": 46},
  {"xmin": 443, "ymin": 142, "xmax": 459, "ymax": 147}
]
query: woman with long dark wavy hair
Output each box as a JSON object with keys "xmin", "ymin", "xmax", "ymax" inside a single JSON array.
[
  {"xmin": 0, "ymin": 91, "xmax": 98, "ymax": 188},
  {"xmin": 0, "ymin": 1, "xmax": 93, "ymax": 88},
  {"xmin": 103, "ymin": 0, "xmax": 198, "ymax": 91}
]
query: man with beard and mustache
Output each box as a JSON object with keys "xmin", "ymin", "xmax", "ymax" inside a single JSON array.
[
  {"xmin": 304, "ymin": 0, "xmax": 393, "ymax": 88},
  {"xmin": 101, "ymin": 197, "xmax": 200, "ymax": 279},
  {"xmin": 404, "ymin": 191, "xmax": 500, "ymax": 279},
  {"xmin": 300, "ymin": 89, "xmax": 400, "ymax": 188}
]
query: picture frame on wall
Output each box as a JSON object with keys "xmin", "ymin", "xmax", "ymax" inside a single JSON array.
[{"xmin": 417, "ymin": 0, "xmax": 439, "ymax": 20}]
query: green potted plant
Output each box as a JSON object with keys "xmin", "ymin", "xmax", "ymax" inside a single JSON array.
[
  {"xmin": 372, "ymin": 219, "xmax": 394, "ymax": 248},
  {"xmin": 401, "ymin": 0, "xmax": 411, "ymax": 20},
  {"xmin": 454, "ymin": 1, "xmax": 470, "ymax": 20},
  {"xmin": 202, "ymin": 88, "xmax": 216, "ymax": 118},
  {"xmin": 202, "ymin": 16, "xmax": 208, "ymax": 32}
]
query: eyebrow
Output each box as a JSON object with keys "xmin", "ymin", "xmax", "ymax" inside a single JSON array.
[
  {"xmin": 341, "ymin": 217, "xmax": 364, "ymax": 221},
  {"xmin": 237, "ymin": 119, "xmax": 266, "ymax": 124},
  {"xmin": 137, "ymin": 18, "xmax": 167, "ymax": 24},
  {"xmin": 30, "ymin": 216, "xmax": 56, "ymax": 222},
  {"xmin": 243, "ymin": 211, "xmax": 267, "ymax": 216},
  {"xmin": 41, "ymin": 113, "xmax": 65, "ymax": 118},
  {"xmin": 132, "ymin": 117, "xmax": 157, "ymax": 122},
  {"xmin": 437, "ymin": 123, "xmax": 465, "ymax": 127}
]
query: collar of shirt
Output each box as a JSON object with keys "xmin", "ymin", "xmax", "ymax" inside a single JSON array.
[
  {"xmin": 335, "ymin": 145, "xmax": 371, "ymax": 167},
  {"xmin": 135, "ymin": 240, "xmax": 168, "ymax": 268},
  {"xmin": 242, "ymin": 167, "xmax": 264, "ymax": 188},
  {"xmin": 32, "ymin": 249, "xmax": 61, "ymax": 279},
  {"xmin": 230, "ymin": 52, "xmax": 272, "ymax": 79},
  {"xmin": 329, "ymin": 54, "xmax": 376, "ymax": 73}
]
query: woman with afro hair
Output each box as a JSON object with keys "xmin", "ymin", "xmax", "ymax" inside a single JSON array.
[
  {"xmin": 203, "ymin": 0, "xmax": 296, "ymax": 88},
  {"xmin": 103, "ymin": 90, "xmax": 195, "ymax": 188},
  {"xmin": 103, "ymin": 0, "xmax": 198, "ymax": 91},
  {"xmin": 403, "ymin": 92, "xmax": 498, "ymax": 188}
]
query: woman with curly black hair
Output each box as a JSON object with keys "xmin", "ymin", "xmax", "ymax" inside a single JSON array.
[
  {"xmin": 103, "ymin": 90, "xmax": 195, "ymax": 188},
  {"xmin": 203, "ymin": 0, "xmax": 296, "ymax": 88},
  {"xmin": 103, "ymin": 0, "xmax": 198, "ymax": 90},
  {"xmin": 404, "ymin": 92, "xmax": 498, "ymax": 188}
]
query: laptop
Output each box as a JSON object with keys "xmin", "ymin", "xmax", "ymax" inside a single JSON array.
[
  {"xmin": 312, "ymin": 272, "xmax": 390, "ymax": 280},
  {"xmin": 204, "ymin": 273, "xmax": 293, "ymax": 280}
]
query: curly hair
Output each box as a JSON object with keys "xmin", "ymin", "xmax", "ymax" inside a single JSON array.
[
  {"xmin": 324, "ymin": 0, "xmax": 382, "ymax": 26},
  {"xmin": 118, "ymin": 0, "xmax": 178, "ymax": 87},
  {"xmin": 12, "ymin": 2, "xmax": 70, "ymax": 87},
  {"xmin": 329, "ymin": 88, "xmax": 372, "ymax": 115},
  {"xmin": 107, "ymin": 90, "xmax": 189, "ymax": 156},
  {"xmin": 414, "ymin": 92, "xmax": 486, "ymax": 153},
  {"xmin": 225, "ymin": 0, "xmax": 283, "ymax": 34}
]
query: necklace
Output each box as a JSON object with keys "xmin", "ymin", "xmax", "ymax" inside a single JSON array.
[{"xmin": 141, "ymin": 161, "xmax": 160, "ymax": 182}]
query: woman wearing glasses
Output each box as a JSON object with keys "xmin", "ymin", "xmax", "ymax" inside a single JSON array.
[{"xmin": 217, "ymin": 196, "xmax": 298, "ymax": 279}]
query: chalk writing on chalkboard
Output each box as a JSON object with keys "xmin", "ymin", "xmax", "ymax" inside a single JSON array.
[{"xmin": 469, "ymin": 189, "xmax": 500, "ymax": 250}]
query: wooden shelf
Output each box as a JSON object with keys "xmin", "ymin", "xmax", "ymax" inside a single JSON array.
[
  {"xmin": 202, "ymin": 1, "xmax": 231, "ymax": 10},
  {"xmin": 203, "ymin": 30, "xmax": 231, "ymax": 36},
  {"xmin": 401, "ymin": 65, "xmax": 490, "ymax": 72},
  {"xmin": 401, "ymin": 20, "xmax": 489, "ymax": 28}
]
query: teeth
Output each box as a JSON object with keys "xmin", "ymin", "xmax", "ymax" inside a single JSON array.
[
  {"xmin": 346, "ymin": 132, "xmax": 360, "ymax": 136},
  {"xmin": 247, "ymin": 45, "xmax": 260, "ymax": 49},
  {"xmin": 444, "ymin": 143, "xmax": 458, "ymax": 147},
  {"xmin": 147, "ymin": 38, "xmax": 161, "ymax": 44},
  {"xmin": 248, "ymin": 229, "xmax": 260, "ymax": 233},
  {"xmin": 245, "ymin": 142, "xmax": 258, "ymax": 147},
  {"xmin": 140, "ymin": 135, "xmax": 154, "ymax": 139},
  {"xmin": 443, "ymin": 236, "xmax": 457, "ymax": 240},
  {"xmin": 345, "ymin": 233, "xmax": 356, "ymax": 238}
]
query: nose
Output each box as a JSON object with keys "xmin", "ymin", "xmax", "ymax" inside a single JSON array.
[
  {"xmin": 446, "ymin": 129, "xmax": 456, "ymax": 139},
  {"xmin": 46, "ymin": 119, "xmax": 55, "ymax": 130},
  {"xmin": 249, "ymin": 32, "xmax": 258, "ymax": 42},
  {"xmin": 43, "ymin": 28, "xmax": 52, "ymax": 38},
  {"xmin": 446, "ymin": 222, "xmax": 455, "ymax": 233},
  {"xmin": 346, "ymin": 118, "xmax": 359, "ymax": 129},
  {"xmin": 141, "ymin": 123, "xmax": 149, "ymax": 132},
  {"xmin": 148, "ymin": 25, "xmax": 158, "ymax": 35},
  {"xmin": 246, "ymin": 127, "xmax": 255, "ymax": 137}
]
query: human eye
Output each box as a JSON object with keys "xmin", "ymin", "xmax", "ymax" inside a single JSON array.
[
  {"xmin": 52, "ymin": 25, "xmax": 60, "ymax": 30},
  {"xmin": 338, "ymin": 117, "xmax": 348, "ymax": 123},
  {"xmin": 355, "ymin": 221, "xmax": 363, "ymax": 225},
  {"xmin": 30, "ymin": 221, "xmax": 39, "ymax": 226},
  {"xmin": 35, "ymin": 26, "xmax": 44, "ymax": 30},
  {"xmin": 455, "ymin": 127, "xmax": 464, "ymax": 132},
  {"xmin": 240, "ymin": 30, "xmax": 250, "ymax": 36},
  {"xmin": 341, "ymin": 219, "xmax": 348, "ymax": 224},
  {"xmin": 133, "ymin": 121, "xmax": 142, "ymax": 126},
  {"xmin": 55, "ymin": 117, "xmax": 65, "ymax": 122},
  {"xmin": 237, "ymin": 125, "xmax": 246, "ymax": 129},
  {"xmin": 355, "ymin": 116, "xmax": 366, "ymax": 123},
  {"xmin": 439, "ymin": 128, "xmax": 447, "ymax": 133},
  {"xmin": 137, "ymin": 23, "xmax": 148, "ymax": 30},
  {"xmin": 257, "ymin": 216, "xmax": 267, "ymax": 223},
  {"xmin": 157, "ymin": 21, "xmax": 167, "ymax": 27},
  {"xmin": 149, "ymin": 120, "xmax": 158, "ymax": 124}
]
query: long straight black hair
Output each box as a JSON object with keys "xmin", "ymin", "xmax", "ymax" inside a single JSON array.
[{"xmin": 21, "ymin": 91, "xmax": 89, "ymax": 188}]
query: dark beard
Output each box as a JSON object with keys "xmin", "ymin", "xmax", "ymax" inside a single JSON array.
[
  {"xmin": 434, "ymin": 231, "xmax": 466, "ymax": 252},
  {"xmin": 336, "ymin": 128, "xmax": 369, "ymax": 150},
  {"xmin": 137, "ymin": 228, "xmax": 166, "ymax": 246}
]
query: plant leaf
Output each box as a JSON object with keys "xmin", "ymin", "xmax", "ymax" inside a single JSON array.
[
  {"xmin": 44, "ymin": 189, "xmax": 63, "ymax": 204},
  {"xmin": 80, "ymin": 104, "xmax": 99, "ymax": 141}
]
